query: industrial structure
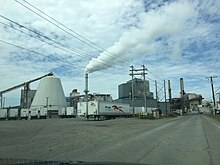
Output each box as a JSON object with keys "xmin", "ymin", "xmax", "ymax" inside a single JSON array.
[
  {"xmin": 116, "ymin": 78, "xmax": 169, "ymax": 115},
  {"xmin": 69, "ymin": 90, "xmax": 113, "ymax": 110},
  {"xmin": 0, "ymin": 72, "xmax": 53, "ymax": 108},
  {"xmin": 0, "ymin": 70, "xmax": 206, "ymax": 121},
  {"xmin": 30, "ymin": 75, "xmax": 67, "ymax": 118},
  {"xmin": 170, "ymin": 78, "xmax": 203, "ymax": 113},
  {"xmin": 20, "ymin": 89, "xmax": 36, "ymax": 108},
  {"xmin": 118, "ymin": 78, "xmax": 153, "ymax": 99}
]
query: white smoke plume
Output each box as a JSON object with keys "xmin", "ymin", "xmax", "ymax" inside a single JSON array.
[{"xmin": 85, "ymin": 1, "xmax": 197, "ymax": 73}]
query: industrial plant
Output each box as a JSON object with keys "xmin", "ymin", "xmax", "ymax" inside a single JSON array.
[{"xmin": 0, "ymin": 70, "xmax": 211, "ymax": 121}]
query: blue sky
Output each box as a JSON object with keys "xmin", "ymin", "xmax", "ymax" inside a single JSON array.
[{"xmin": 0, "ymin": 0, "xmax": 219, "ymax": 106}]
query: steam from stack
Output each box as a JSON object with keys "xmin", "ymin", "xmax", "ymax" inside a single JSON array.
[{"xmin": 85, "ymin": 1, "xmax": 197, "ymax": 73}]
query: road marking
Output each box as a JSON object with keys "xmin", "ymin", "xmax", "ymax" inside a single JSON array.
[{"xmin": 211, "ymin": 122, "xmax": 220, "ymax": 129}]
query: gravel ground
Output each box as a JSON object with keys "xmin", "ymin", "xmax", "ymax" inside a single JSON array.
[{"xmin": 0, "ymin": 115, "xmax": 220, "ymax": 165}]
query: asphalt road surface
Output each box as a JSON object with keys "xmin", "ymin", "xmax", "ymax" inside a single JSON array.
[{"xmin": 0, "ymin": 114, "xmax": 220, "ymax": 165}]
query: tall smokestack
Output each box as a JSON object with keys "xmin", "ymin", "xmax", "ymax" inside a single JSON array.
[
  {"xmin": 84, "ymin": 73, "xmax": 89, "ymax": 118},
  {"xmin": 168, "ymin": 80, "xmax": 172, "ymax": 102},
  {"xmin": 180, "ymin": 78, "xmax": 184, "ymax": 97}
]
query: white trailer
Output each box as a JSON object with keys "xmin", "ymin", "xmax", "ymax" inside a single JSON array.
[
  {"xmin": 133, "ymin": 107, "xmax": 155, "ymax": 116},
  {"xmin": 8, "ymin": 108, "xmax": 18, "ymax": 120},
  {"xmin": 30, "ymin": 108, "xmax": 38, "ymax": 119},
  {"xmin": 77, "ymin": 101, "xmax": 131, "ymax": 120},
  {"xmin": 0, "ymin": 108, "xmax": 7, "ymax": 120},
  {"xmin": 20, "ymin": 108, "xmax": 29, "ymax": 120},
  {"xmin": 39, "ymin": 107, "xmax": 47, "ymax": 119},
  {"xmin": 59, "ymin": 107, "xmax": 76, "ymax": 118},
  {"xmin": 59, "ymin": 107, "xmax": 66, "ymax": 118},
  {"xmin": 66, "ymin": 107, "xmax": 76, "ymax": 118}
]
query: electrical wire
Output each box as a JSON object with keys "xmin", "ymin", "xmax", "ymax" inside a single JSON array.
[
  {"xmin": 0, "ymin": 15, "xmax": 121, "ymax": 70},
  {"xmin": 14, "ymin": 0, "xmax": 130, "ymax": 65},
  {"xmin": 148, "ymin": 69, "xmax": 163, "ymax": 82},
  {"xmin": 0, "ymin": 21, "xmax": 91, "ymax": 60},
  {"xmin": 215, "ymin": 86, "xmax": 220, "ymax": 94},
  {"xmin": 0, "ymin": 39, "xmax": 85, "ymax": 70},
  {"xmin": 0, "ymin": 15, "xmax": 91, "ymax": 59},
  {"xmin": 21, "ymin": 0, "xmax": 106, "ymax": 52}
]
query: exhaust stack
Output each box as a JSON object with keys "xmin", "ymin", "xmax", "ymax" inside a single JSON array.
[
  {"xmin": 180, "ymin": 78, "xmax": 184, "ymax": 97},
  {"xmin": 168, "ymin": 80, "xmax": 172, "ymax": 102},
  {"xmin": 84, "ymin": 73, "xmax": 89, "ymax": 118}
]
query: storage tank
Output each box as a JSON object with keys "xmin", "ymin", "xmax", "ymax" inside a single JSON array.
[{"xmin": 30, "ymin": 75, "xmax": 67, "ymax": 117}]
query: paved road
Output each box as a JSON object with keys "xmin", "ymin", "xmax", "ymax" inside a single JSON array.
[{"xmin": 0, "ymin": 115, "xmax": 220, "ymax": 164}]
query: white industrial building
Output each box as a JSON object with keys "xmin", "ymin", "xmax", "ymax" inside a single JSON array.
[{"xmin": 30, "ymin": 75, "xmax": 67, "ymax": 118}]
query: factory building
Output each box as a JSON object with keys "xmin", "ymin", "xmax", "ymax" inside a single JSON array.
[
  {"xmin": 70, "ymin": 90, "xmax": 113, "ymax": 109},
  {"xmin": 118, "ymin": 78, "xmax": 153, "ymax": 99},
  {"xmin": 116, "ymin": 78, "xmax": 170, "ymax": 115},
  {"xmin": 170, "ymin": 78, "xmax": 203, "ymax": 113},
  {"xmin": 182, "ymin": 93, "xmax": 203, "ymax": 111}
]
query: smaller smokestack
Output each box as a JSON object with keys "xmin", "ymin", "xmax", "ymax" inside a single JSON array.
[
  {"xmin": 180, "ymin": 78, "xmax": 184, "ymax": 97},
  {"xmin": 84, "ymin": 73, "xmax": 89, "ymax": 118},
  {"xmin": 168, "ymin": 80, "xmax": 172, "ymax": 102}
]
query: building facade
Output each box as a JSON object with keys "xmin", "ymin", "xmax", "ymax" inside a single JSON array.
[{"xmin": 118, "ymin": 78, "xmax": 153, "ymax": 99}]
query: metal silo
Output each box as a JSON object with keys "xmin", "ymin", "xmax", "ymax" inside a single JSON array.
[{"xmin": 30, "ymin": 75, "xmax": 67, "ymax": 117}]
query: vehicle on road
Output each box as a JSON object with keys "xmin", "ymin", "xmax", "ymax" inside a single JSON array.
[{"xmin": 77, "ymin": 101, "xmax": 131, "ymax": 120}]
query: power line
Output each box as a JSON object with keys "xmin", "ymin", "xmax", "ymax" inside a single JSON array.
[
  {"xmin": 215, "ymin": 86, "xmax": 220, "ymax": 94},
  {"xmin": 0, "ymin": 20, "xmax": 91, "ymax": 60},
  {"xmin": 14, "ymin": 0, "xmax": 104, "ymax": 53},
  {"xmin": 0, "ymin": 15, "xmax": 91, "ymax": 59},
  {"xmin": 148, "ymin": 69, "xmax": 163, "ymax": 81},
  {"xmin": 21, "ymin": 0, "xmax": 107, "ymax": 52},
  {"xmin": 14, "ymin": 0, "xmax": 129, "ymax": 66},
  {"xmin": 0, "ymin": 39, "xmax": 85, "ymax": 70},
  {"xmin": 0, "ymin": 15, "xmax": 120, "ymax": 70},
  {"xmin": 187, "ymin": 85, "xmax": 210, "ymax": 92},
  {"xmin": 20, "ymin": 0, "xmax": 130, "ymax": 65}
]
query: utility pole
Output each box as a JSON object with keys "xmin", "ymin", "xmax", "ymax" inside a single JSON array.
[
  {"xmin": 164, "ymin": 79, "xmax": 167, "ymax": 115},
  {"xmin": 3, "ymin": 97, "xmax": 5, "ymax": 108},
  {"xmin": 143, "ymin": 65, "xmax": 147, "ymax": 114},
  {"xmin": 168, "ymin": 80, "xmax": 172, "ymax": 102},
  {"xmin": 217, "ymin": 92, "xmax": 220, "ymax": 109},
  {"xmin": 206, "ymin": 76, "xmax": 217, "ymax": 106},
  {"xmin": 129, "ymin": 65, "xmax": 148, "ymax": 114},
  {"xmin": 0, "ymin": 94, "xmax": 2, "ymax": 108},
  {"xmin": 155, "ymin": 80, "xmax": 159, "ymax": 109},
  {"xmin": 129, "ymin": 66, "xmax": 135, "ymax": 117},
  {"xmin": 168, "ymin": 80, "xmax": 172, "ymax": 113},
  {"xmin": 218, "ymin": 92, "xmax": 220, "ymax": 108}
]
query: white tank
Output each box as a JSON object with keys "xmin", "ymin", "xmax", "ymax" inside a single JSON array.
[{"xmin": 30, "ymin": 76, "xmax": 66, "ymax": 111}]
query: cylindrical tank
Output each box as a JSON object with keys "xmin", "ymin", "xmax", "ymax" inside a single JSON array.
[{"xmin": 30, "ymin": 76, "xmax": 66, "ymax": 115}]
